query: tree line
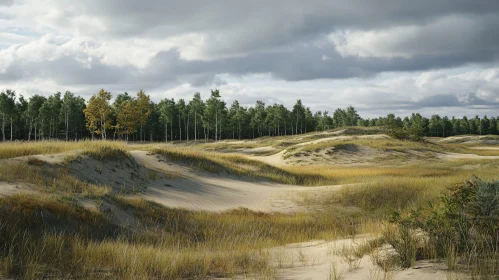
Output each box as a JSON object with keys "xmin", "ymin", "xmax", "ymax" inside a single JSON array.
[{"xmin": 0, "ymin": 88, "xmax": 498, "ymax": 142}]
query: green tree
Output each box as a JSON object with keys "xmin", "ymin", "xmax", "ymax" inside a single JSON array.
[
  {"xmin": 159, "ymin": 98, "xmax": 176, "ymax": 142},
  {"xmin": 344, "ymin": 106, "xmax": 359, "ymax": 126},
  {"xmin": 189, "ymin": 92, "xmax": 205, "ymax": 143},
  {"xmin": 292, "ymin": 100, "xmax": 305, "ymax": 134},
  {"xmin": 229, "ymin": 100, "xmax": 247, "ymax": 139},
  {"xmin": 204, "ymin": 89, "xmax": 225, "ymax": 141},
  {"xmin": 0, "ymin": 89, "xmax": 16, "ymax": 141},
  {"xmin": 136, "ymin": 90, "xmax": 151, "ymax": 141}
]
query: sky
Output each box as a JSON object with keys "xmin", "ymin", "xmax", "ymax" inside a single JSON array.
[{"xmin": 1, "ymin": 0, "xmax": 499, "ymax": 118}]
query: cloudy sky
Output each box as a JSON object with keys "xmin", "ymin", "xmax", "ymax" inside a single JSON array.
[{"xmin": 1, "ymin": 0, "xmax": 499, "ymax": 118}]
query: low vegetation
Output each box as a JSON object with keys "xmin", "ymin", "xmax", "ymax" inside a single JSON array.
[
  {"xmin": 0, "ymin": 193, "xmax": 372, "ymax": 279},
  {"xmin": 1, "ymin": 135, "xmax": 498, "ymax": 278},
  {"xmin": 0, "ymin": 140, "xmax": 129, "ymax": 160},
  {"xmin": 386, "ymin": 176, "xmax": 499, "ymax": 278}
]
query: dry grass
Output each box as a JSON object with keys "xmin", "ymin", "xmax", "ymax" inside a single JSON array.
[
  {"xmin": 0, "ymin": 193, "xmax": 369, "ymax": 279},
  {"xmin": 291, "ymin": 137, "xmax": 499, "ymax": 158},
  {"xmin": 293, "ymin": 160, "xmax": 499, "ymax": 214},
  {"xmin": 0, "ymin": 140, "xmax": 129, "ymax": 160},
  {"xmin": 1, "ymin": 138, "xmax": 498, "ymax": 278},
  {"xmin": 150, "ymin": 145, "xmax": 329, "ymax": 185},
  {"xmin": 0, "ymin": 162, "xmax": 110, "ymax": 198}
]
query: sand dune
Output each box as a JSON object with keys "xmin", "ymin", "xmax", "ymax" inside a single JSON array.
[
  {"xmin": 131, "ymin": 150, "xmax": 340, "ymax": 212},
  {"xmin": 272, "ymin": 237, "xmax": 455, "ymax": 280}
]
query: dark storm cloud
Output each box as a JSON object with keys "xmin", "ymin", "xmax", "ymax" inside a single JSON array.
[
  {"xmin": 142, "ymin": 42, "xmax": 499, "ymax": 84},
  {"xmin": 4, "ymin": 0, "xmax": 499, "ymax": 85},
  {"xmin": 2, "ymin": 0, "xmax": 499, "ymax": 118},
  {"xmin": 0, "ymin": 0, "xmax": 12, "ymax": 6},
  {"xmin": 56, "ymin": 0, "xmax": 499, "ymax": 83},
  {"xmin": 414, "ymin": 95, "xmax": 461, "ymax": 107}
]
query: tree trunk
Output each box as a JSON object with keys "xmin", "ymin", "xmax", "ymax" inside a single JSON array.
[
  {"xmin": 2, "ymin": 112, "xmax": 5, "ymax": 141},
  {"xmin": 65, "ymin": 110, "xmax": 69, "ymax": 141},
  {"xmin": 194, "ymin": 112, "xmax": 197, "ymax": 144},
  {"xmin": 28, "ymin": 117, "xmax": 33, "ymax": 141},
  {"xmin": 179, "ymin": 112, "xmax": 182, "ymax": 142},
  {"xmin": 215, "ymin": 111, "xmax": 218, "ymax": 141},
  {"xmin": 186, "ymin": 113, "xmax": 189, "ymax": 142},
  {"xmin": 165, "ymin": 121, "xmax": 168, "ymax": 142}
]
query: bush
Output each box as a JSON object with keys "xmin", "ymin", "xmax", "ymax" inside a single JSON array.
[{"xmin": 389, "ymin": 176, "xmax": 499, "ymax": 275}]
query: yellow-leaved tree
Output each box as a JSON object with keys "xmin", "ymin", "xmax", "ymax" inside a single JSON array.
[
  {"xmin": 83, "ymin": 89, "xmax": 112, "ymax": 140},
  {"xmin": 116, "ymin": 99, "xmax": 139, "ymax": 140}
]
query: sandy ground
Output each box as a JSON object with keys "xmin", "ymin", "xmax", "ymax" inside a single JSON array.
[
  {"xmin": 294, "ymin": 134, "xmax": 390, "ymax": 148},
  {"xmin": 131, "ymin": 150, "xmax": 340, "ymax": 212},
  {"xmin": 0, "ymin": 144, "xmax": 481, "ymax": 279},
  {"xmin": 436, "ymin": 135, "xmax": 499, "ymax": 144},
  {"xmin": 468, "ymin": 146, "xmax": 499, "ymax": 150},
  {"xmin": 270, "ymin": 237, "xmax": 457, "ymax": 280},
  {"xmin": 6, "ymin": 150, "xmax": 81, "ymax": 165},
  {"xmin": 250, "ymin": 135, "xmax": 391, "ymax": 167},
  {"xmin": 0, "ymin": 182, "xmax": 27, "ymax": 197},
  {"xmin": 237, "ymin": 146, "xmax": 277, "ymax": 154},
  {"xmin": 437, "ymin": 152, "xmax": 499, "ymax": 160}
]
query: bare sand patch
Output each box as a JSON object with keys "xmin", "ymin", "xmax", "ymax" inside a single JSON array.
[
  {"xmin": 437, "ymin": 152, "xmax": 499, "ymax": 160},
  {"xmin": 6, "ymin": 150, "xmax": 82, "ymax": 165},
  {"xmin": 131, "ymin": 150, "xmax": 340, "ymax": 212},
  {"xmin": 0, "ymin": 182, "xmax": 27, "ymax": 197},
  {"xmin": 468, "ymin": 146, "xmax": 499, "ymax": 150},
  {"xmin": 295, "ymin": 134, "xmax": 390, "ymax": 148},
  {"xmin": 271, "ymin": 237, "xmax": 455, "ymax": 280},
  {"xmin": 437, "ymin": 135, "xmax": 499, "ymax": 144}
]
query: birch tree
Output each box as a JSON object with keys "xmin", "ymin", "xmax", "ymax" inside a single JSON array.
[
  {"xmin": 136, "ymin": 90, "xmax": 151, "ymax": 141},
  {"xmin": 189, "ymin": 92, "xmax": 204, "ymax": 143},
  {"xmin": 84, "ymin": 89, "xmax": 112, "ymax": 140}
]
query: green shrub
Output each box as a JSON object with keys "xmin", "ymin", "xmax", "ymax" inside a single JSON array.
[{"xmin": 389, "ymin": 176, "xmax": 499, "ymax": 275}]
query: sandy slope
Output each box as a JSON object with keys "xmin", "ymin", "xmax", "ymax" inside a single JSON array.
[
  {"xmin": 437, "ymin": 152, "xmax": 499, "ymax": 160},
  {"xmin": 0, "ymin": 182, "xmax": 27, "ymax": 197},
  {"xmin": 294, "ymin": 134, "xmax": 390, "ymax": 148},
  {"xmin": 6, "ymin": 150, "xmax": 81, "ymax": 165},
  {"xmin": 271, "ymin": 237, "xmax": 455, "ymax": 280},
  {"xmin": 251, "ymin": 134, "xmax": 391, "ymax": 167},
  {"xmin": 131, "ymin": 150, "xmax": 340, "ymax": 212},
  {"xmin": 437, "ymin": 135, "xmax": 499, "ymax": 144},
  {"xmin": 469, "ymin": 146, "xmax": 499, "ymax": 150}
]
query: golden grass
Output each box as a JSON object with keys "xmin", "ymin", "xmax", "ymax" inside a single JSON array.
[
  {"xmin": 292, "ymin": 160, "xmax": 499, "ymax": 213},
  {"xmin": 293, "ymin": 137, "xmax": 499, "ymax": 157},
  {"xmin": 150, "ymin": 145, "xmax": 329, "ymax": 185},
  {"xmin": 0, "ymin": 140, "xmax": 129, "ymax": 160},
  {"xmin": 0, "ymin": 161, "xmax": 110, "ymax": 197},
  {"xmin": 296, "ymin": 138, "xmax": 450, "ymax": 153},
  {"xmin": 1, "ymin": 138, "xmax": 498, "ymax": 278},
  {"xmin": 0, "ymin": 193, "xmax": 369, "ymax": 279}
]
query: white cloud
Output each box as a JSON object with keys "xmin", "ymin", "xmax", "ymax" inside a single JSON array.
[
  {"xmin": 1, "ymin": 0, "xmax": 499, "ymax": 119},
  {"xmin": 329, "ymin": 15, "xmax": 497, "ymax": 58}
]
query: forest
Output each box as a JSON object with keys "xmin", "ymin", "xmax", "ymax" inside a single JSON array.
[{"xmin": 0, "ymin": 88, "xmax": 498, "ymax": 142}]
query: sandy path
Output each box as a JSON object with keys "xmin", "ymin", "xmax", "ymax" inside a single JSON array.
[
  {"xmin": 468, "ymin": 146, "xmax": 499, "ymax": 150},
  {"xmin": 437, "ymin": 152, "xmax": 499, "ymax": 160},
  {"xmin": 131, "ymin": 151, "xmax": 340, "ymax": 212},
  {"xmin": 271, "ymin": 238, "xmax": 455, "ymax": 280}
]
